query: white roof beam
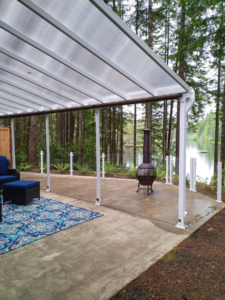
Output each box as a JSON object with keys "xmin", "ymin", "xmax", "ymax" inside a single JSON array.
[
  {"xmin": 0, "ymin": 89, "xmax": 52, "ymax": 111},
  {"xmin": 0, "ymin": 96, "xmax": 36, "ymax": 112},
  {"xmin": 0, "ymin": 47, "xmax": 103, "ymax": 104},
  {"xmin": 0, "ymin": 108, "xmax": 12, "ymax": 116},
  {"xmin": 0, "ymin": 80, "xmax": 67, "ymax": 109},
  {"xmin": 18, "ymin": 0, "xmax": 155, "ymax": 96},
  {"xmin": 90, "ymin": 0, "xmax": 190, "ymax": 93},
  {"xmin": 0, "ymin": 64, "xmax": 83, "ymax": 105},
  {"xmin": 0, "ymin": 21, "xmax": 127, "ymax": 101}
]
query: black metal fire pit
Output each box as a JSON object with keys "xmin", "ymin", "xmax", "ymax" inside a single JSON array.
[{"xmin": 136, "ymin": 129, "xmax": 157, "ymax": 195}]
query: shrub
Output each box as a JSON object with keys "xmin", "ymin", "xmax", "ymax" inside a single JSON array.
[
  {"xmin": 51, "ymin": 163, "xmax": 70, "ymax": 172},
  {"xmin": 18, "ymin": 162, "xmax": 32, "ymax": 171}
]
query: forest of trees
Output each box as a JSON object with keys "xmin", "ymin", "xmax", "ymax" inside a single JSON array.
[
  {"xmin": 188, "ymin": 111, "xmax": 221, "ymax": 143},
  {"xmin": 1, "ymin": 0, "xmax": 225, "ymax": 178}
]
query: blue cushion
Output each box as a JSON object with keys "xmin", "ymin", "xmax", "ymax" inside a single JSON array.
[
  {"xmin": 3, "ymin": 180, "xmax": 40, "ymax": 190},
  {"xmin": 0, "ymin": 156, "xmax": 8, "ymax": 176},
  {"xmin": 0, "ymin": 175, "xmax": 17, "ymax": 183}
]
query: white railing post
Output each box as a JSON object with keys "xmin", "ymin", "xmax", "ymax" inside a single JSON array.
[
  {"xmin": 165, "ymin": 155, "xmax": 169, "ymax": 184},
  {"xmin": 176, "ymin": 94, "xmax": 187, "ymax": 229},
  {"xmin": 95, "ymin": 108, "xmax": 102, "ymax": 205},
  {"xmin": 189, "ymin": 158, "xmax": 197, "ymax": 192},
  {"xmin": 11, "ymin": 118, "xmax": 16, "ymax": 169},
  {"xmin": 45, "ymin": 114, "xmax": 51, "ymax": 192},
  {"xmin": 102, "ymin": 153, "xmax": 105, "ymax": 178},
  {"xmin": 138, "ymin": 154, "xmax": 141, "ymax": 166},
  {"xmin": 70, "ymin": 152, "xmax": 73, "ymax": 176},
  {"xmin": 169, "ymin": 155, "xmax": 173, "ymax": 185},
  {"xmin": 193, "ymin": 158, "xmax": 196, "ymax": 192},
  {"xmin": 216, "ymin": 161, "xmax": 223, "ymax": 203},
  {"xmin": 40, "ymin": 151, "xmax": 44, "ymax": 174}
]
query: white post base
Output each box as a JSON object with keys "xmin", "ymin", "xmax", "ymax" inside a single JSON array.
[
  {"xmin": 189, "ymin": 189, "xmax": 197, "ymax": 192},
  {"xmin": 176, "ymin": 222, "xmax": 186, "ymax": 229},
  {"xmin": 216, "ymin": 200, "xmax": 223, "ymax": 203},
  {"xmin": 95, "ymin": 199, "xmax": 103, "ymax": 206},
  {"xmin": 46, "ymin": 188, "xmax": 51, "ymax": 192}
]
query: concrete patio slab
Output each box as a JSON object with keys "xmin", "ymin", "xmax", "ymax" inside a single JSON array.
[{"xmin": 0, "ymin": 173, "xmax": 224, "ymax": 300}]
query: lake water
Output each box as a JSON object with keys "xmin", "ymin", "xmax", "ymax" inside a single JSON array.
[
  {"xmin": 186, "ymin": 141, "xmax": 219, "ymax": 183},
  {"xmin": 123, "ymin": 141, "xmax": 219, "ymax": 183}
]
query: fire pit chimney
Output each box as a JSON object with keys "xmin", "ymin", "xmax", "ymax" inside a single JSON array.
[
  {"xmin": 143, "ymin": 129, "xmax": 151, "ymax": 163},
  {"xmin": 136, "ymin": 129, "xmax": 156, "ymax": 195}
]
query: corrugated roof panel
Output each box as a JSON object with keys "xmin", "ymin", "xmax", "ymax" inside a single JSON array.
[{"xmin": 0, "ymin": 0, "xmax": 190, "ymax": 117}]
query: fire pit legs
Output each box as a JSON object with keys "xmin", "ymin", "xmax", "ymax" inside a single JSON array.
[{"xmin": 136, "ymin": 183, "xmax": 153, "ymax": 195}]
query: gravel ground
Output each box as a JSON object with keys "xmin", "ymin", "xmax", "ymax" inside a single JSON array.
[{"xmin": 112, "ymin": 208, "xmax": 225, "ymax": 300}]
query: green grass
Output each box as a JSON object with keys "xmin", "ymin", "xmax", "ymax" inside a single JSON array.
[{"xmin": 162, "ymin": 246, "xmax": 178, "ymax": 261}]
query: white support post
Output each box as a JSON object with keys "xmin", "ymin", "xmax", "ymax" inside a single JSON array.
[
  {"xmin": 40, "ymin": 151, "xmax": 44, "ymax": 174},
  {"xmin": 11, "ymin": 118, "xmax": 16, "ymax": 169},
  {"xmin": 102, "ymin": 153, "xmax": 105, "ymax": 178},
  {"xmin": 189, "ymin": 158, "xmax": 197, "ymax": 192},
  {"xmin": 95, "ymin": 108, "xmax": 102, "ymax": 205},
  {"xmin": 70, "ymin": 152, "xmax": 73, "ymax": 176},
  {"xmin": 216, "ymin": 162, "xmax": 223, "ymax": 203},
  {"xmin": 138, "ymin": 154, "xmax": 141, "ymax": 166},
  {"xmin": 176, "ymin": 94, "xmax": 187, "ymax": 229},
  {"xmin": 169, "ymin": 155, "xmax": 173, "ymax": 185},
  {"xmin": 165, "ymin": 155, "xmax": 169, "ymax": 184},
  {"xmin": 45, "ymin": 114, "xmax": 51, "ymax": 192}
]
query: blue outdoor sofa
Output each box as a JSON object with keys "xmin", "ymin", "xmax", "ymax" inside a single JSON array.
[{"xmin": 0, "ymin": 156, "xmax": 20, "ymax": 190}]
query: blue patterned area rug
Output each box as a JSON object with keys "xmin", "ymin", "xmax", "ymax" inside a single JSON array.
[{"xmin": 0, "ymin": 197, "xmax": 103, "ymax": 255}]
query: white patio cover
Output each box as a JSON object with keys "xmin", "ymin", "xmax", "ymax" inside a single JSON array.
[{"xmin": 0, "ymin": 0, "xmax": 190, "ymax": 117}]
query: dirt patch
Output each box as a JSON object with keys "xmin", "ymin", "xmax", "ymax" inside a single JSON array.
[{"xmin": 112, "ymin": 208, "xmax": 225, "ymax": 300}]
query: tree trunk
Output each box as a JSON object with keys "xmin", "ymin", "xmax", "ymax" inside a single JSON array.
[
  {"xmin": 60, "ymin": 112, "xmax": 65, "ymax": 149},
  {"xmin": 146, "ymin": 102, "xmax": 152, "ymax": 163},
  {"xmin": 221, "ymin": 78, "xmax": 225, "ymax": 174},
  {"xmin": 66, "ymin": 112, "xmax": 69, "ymax": 144},
  {"xmin": 109, "ymin": 108, "xmax": 112, "ymax": 162},
  {"xmin": 76, "ymin": 112, "xmax": 79, "ymax": 143},
  {"xmin": 104, "ymin": 108, "xmax": 108, "ymax": 161},
  {"xmin": 29, "ymin": 116, "xmax": 36, "ymax": 167},
  {"xmin": 147, "ymin": 0, "xmax": 153, "ymax": 163},
  {"xmin": 69, "ymin": 111, "xmax": 75, "ymax": 143},
  {"xmin": 23, "ymin": 117, "xmax": 26, "ymax": 144},
  {"xmin": 50, "ymin": 114, "xmax": 53, "ymax": 143},
  {"xmin": 134, "ymin": 104, "xmax": 137, "ymax": 166},
  {"xmin": 119, "ymin": 106, "xmax": 123, "ymax": 166},
  {"xmin": 112, "ymin": 107, "xmax": 116, "ymax": 164},
  {"xmin": 148, "ymin": 0, "xmax": 152, "ymax": 48},
  {"xmin": 26, "ymin": 117, "xmax": 30, "ymax": 162},
  {"xmin": 56, "ymin": 113, "xmax": 59, "ymax": 144},
  {"xmin": 78, "ymin": 111, "xmax": 82, "ymax": 165},
  {"xmin": 15, "ymin": 118, "xmax": 20, "ymax": 150},
  {"xmin": 214, "ymin": 59, "xmax": 221, "ymax": 179}
]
